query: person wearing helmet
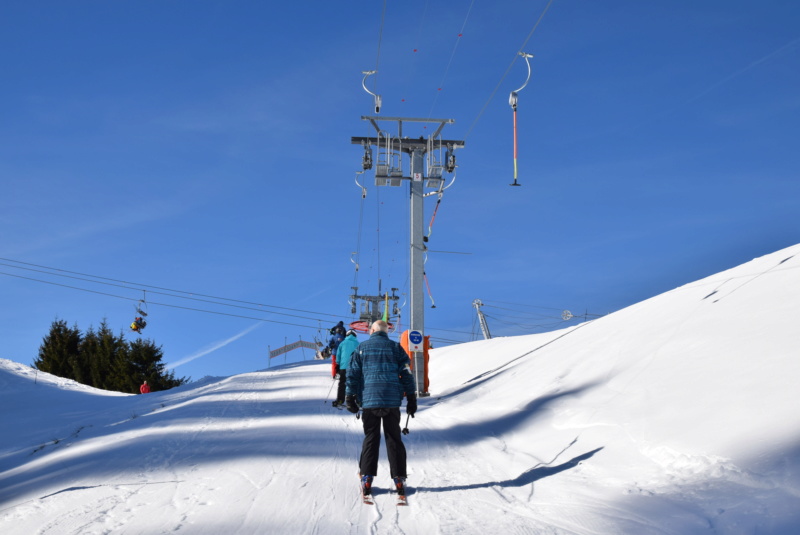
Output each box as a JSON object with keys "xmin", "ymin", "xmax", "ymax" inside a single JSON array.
[{"xmin": 332, "ymin": 329, "xmax": 359, "ymax": 408}]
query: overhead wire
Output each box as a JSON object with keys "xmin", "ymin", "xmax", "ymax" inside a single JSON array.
[
  {"xmin": 358, "ymin": 0, "xmax": 391, "ymax": 298},
  {"xmin": 463, "ymin": 0, "xmax": 555, "ymax": 140},
  {"xmin": 470, "ymin": 312, "xmax": 479, "ymax": 341},
  {"xmin": 428, "ymin": 336, "xmax": 466, "ymax": 346},
  {"xmin": 352, "ymin": 2, "xmax": 555, "ymax": 329},
  {"xmin": 427, "ymin": 0, "xmax": 476, "ymax": 118},
  {"xmin": 0, "ymin": 270, "xmax": 326, "ymax": 331},
  {"xmin": 484, "ymin": 298, "xmax": 564, "ymax": 312},
  {"xmin": 0, "ymin": 258, "xmax": 343, "ymax": 321},
  {"xmin": 375, "ymin": 184, "xmax": 382, "ymax": 283},
  {"xmin": 481, "ymin": 303, "xmax": 564, "ymax": 321},
  {"xmin": 482, "ymin": 312, "xmax": 565, "ymax": 331},
  {"xmin": 371, "ymin": 0, "xmax": 388, "ymax": 95},
  {"xmin": 399, "ymin": 0, "xmax": 429, "ymax": 105}
]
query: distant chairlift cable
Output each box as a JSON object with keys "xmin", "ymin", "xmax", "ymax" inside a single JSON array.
[
  {"xmin": 0, "ymin": 269, "xmax": 326, "ymax": 330},
  {"xmin": 0, "ymin": 258, "xmax": 342, "ymax": 320}
]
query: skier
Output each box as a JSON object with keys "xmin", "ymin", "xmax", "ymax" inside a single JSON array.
[
  {"xmin": 139, "ymin": 380, "xmax": 151, "ymax": 394},
  {"xmin": 327, "ymin": 321, "xmax": 346, "ymax": 359},
  {"xmin": 332, "ymin": 330, "xmax": 358, "ymax": 408},
  {"xmin": 130, "ymin": 316, "xmax": 147, "ymax": 333},
  {"xmin": 346, "ymin": 320, "xmax": 417, "ymax": 502}
]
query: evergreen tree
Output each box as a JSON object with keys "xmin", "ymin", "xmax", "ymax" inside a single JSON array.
[
  {"xmin": 81, "ymin": 325, "xmax": 101, "ymax": 388},
  {"xmin": 34, "ymin": 320, "xmax": 81, "ymax": 380},
  {"xmin": 34, "ymin": 318, "xmax": 189, "ymax": 394},
  {"xmin": 128, "ymin": 338, "xmax": 187, "ymax": 393},
  {"xmin": 94, "ymin": 320, "xmax": 126, "ymax": 391}
]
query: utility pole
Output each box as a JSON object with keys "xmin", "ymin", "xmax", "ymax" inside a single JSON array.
[
  {"xmin": 472, "ymin": 299, "xmax": 492, "ymax": 340},
  {"xmin": 352, "ymin": 116, "xmax": 464, "ymax": 396}
]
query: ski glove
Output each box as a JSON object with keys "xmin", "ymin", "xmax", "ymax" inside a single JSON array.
[
  {"xmin": 406, "ymin": 395, "xmax": 417, "ymax": 417},
  {"xmin": 345, "ymin": 395, "xmax": 360, "ymax": 414}
]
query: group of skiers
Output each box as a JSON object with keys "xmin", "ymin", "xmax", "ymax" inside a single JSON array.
[{"xmin": 327, "ymin": 319, "xmax": 417, "ymax": 501}]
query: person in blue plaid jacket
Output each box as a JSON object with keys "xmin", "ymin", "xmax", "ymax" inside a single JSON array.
[{"xmin": 346, "ymin": 320, "xmax": 417, "ymax": 491}]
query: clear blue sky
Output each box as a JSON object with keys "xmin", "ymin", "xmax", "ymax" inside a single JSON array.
[{"xmin": 2, "ymin": 1, "xmax": 798, "ymax": 382}]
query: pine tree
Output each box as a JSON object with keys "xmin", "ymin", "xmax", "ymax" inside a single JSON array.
[
  {"xmin": 81, "ymin": 326, "xmax": 101, "ymax": 388},
  {"xmin": 128, "ymin": 338, "xmax": 187, "ymax": 393},
  {"xmin": 34, "ymin": 319, "xmax": 81, "ymax": 380},
  {"xmin": 94, "ymin": 320, "xmax": 126, "ymax": 391},
  {"xmin": 34, "ymin": 318, "xmax": 189, "ymax": 394}
]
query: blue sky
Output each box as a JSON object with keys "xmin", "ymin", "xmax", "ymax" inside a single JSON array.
[{"xmin": 1, "ymin": 1, "xmax": 798, "ymax": 382}]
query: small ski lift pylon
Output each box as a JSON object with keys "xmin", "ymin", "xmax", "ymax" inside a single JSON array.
[
  {"xmin": 361, "ymin": 70, "xmax": 382, "ymax": 114},
  {"xmin": 509, "ymin": 52, "xmax": 534, "ymax": 187}
]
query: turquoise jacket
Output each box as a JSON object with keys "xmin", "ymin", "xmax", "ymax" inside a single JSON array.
[
  {"xmin": 346, "ymin": 331, "xmax": 416, "ymax": 409},
  {"xmin": 336, "ymin": 333, "xmax": 359, "ymax": 370}
]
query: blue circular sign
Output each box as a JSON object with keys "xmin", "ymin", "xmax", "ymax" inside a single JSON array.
[{"xmin": 409, "ymin": 330, "xmax": 423, "ymax": 345}]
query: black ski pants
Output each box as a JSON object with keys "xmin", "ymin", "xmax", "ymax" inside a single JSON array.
[
  {"xmin": 335, "ymin": 369, "xmax": 347, "ymax": 404},
  {"xmin": 359, "ymin": 407, "xmax": 407, "ymax": 479}
]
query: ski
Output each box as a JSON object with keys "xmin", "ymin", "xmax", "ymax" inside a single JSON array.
[
  {"xmin": 360, "ymin": 475, "xmax": 374, "ymax": 505},
  {"xmin": 392, "ymin": 477, "xmax": 408, "ymax": 506}
]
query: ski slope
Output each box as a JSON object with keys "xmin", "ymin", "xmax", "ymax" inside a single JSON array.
[{"xmin": 1, "ymin": 244, "xmax": 799, "ymax": 534}]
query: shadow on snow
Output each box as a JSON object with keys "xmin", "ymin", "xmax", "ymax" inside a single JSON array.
[{"xmin": 413, "ymin": 446, "xmax": 604, "ymax": 494}]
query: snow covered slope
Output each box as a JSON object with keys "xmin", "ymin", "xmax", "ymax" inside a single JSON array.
[{"xmin": 1, "ymin": 244, "xmax": 799, "ymax": 534}]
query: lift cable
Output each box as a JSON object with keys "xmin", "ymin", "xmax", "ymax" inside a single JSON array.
[
  {"xmin": 484, "ymin": 299, "xmax": 565, "ymax": 311},
  {"xmin": 0, "ymin": 268, "xmax": 340, "ymax": 324},
  {"xmin": 481, "ymin": 303, "xmax": 565, "ymax": 321},
  {"xmin": 0, "ymin": 270, "xmax": 329, "ymax": 331},
  {"xmin": 463, "ymin": 0, "xmax": 555, "ymax": 140},
  {"xmin": 371, "ymin": 0, "xmax": 388, "ymax": 93},
  {"xmin": 0, "ymin": 258, "xmax": 342, "ymax": 320},
  {"xmin": 373, "ymin": 0, "xmax": 387, "ymax": 78},
  {"xmin": 482, "ymin": 312, "xmax": 566, "ymax": 331},
  {"xmin": 427, "ymin": 0, "xmax": 476, "ymax": 117}
]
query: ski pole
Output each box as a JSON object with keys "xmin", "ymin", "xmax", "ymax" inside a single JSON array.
[
  {"xmin": 323, "ymin": 377, "xmax": 336, "ymax": 404},
  {"xmin": 402, "ymin": 414, "xmax": 411, "ymax": 435}
]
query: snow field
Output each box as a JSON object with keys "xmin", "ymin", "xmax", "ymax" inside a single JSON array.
[{"xmin": 1, "ymin": 244, "xmax": 799, "ymax": 533}]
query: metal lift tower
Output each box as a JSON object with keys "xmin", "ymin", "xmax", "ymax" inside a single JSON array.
[
  {"xmin": 352, "ymin": 116, "xmax": 464, "ymax": 396},
  {"xmin": 349, "ymin": 284, "xmax": 400, "ymax": 331}
]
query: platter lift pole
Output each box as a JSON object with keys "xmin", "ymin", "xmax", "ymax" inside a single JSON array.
[{"xmin": 352, "ymin": 116, "xmax": 464, "ymax": 396}]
